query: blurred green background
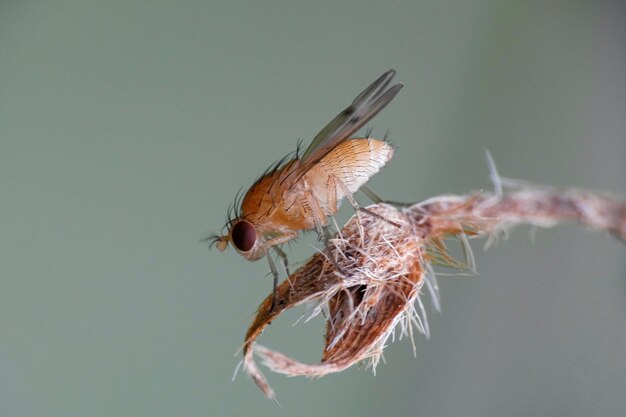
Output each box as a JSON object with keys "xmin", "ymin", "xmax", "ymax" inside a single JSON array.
[{"xmin": 1, "ymin": 0, "xmax": 625, "ymax": 416}]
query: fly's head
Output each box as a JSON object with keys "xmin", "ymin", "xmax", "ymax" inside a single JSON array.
[
  {"xmin": 226, "ymin": 220, "xmax": 266, "ymax": 260},
  {"xmin": 208, "ymin": 191, "xmax": 266, "ymax": 262}
]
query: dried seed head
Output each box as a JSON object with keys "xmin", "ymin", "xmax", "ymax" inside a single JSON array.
[{"xmin": 241, "ymin": 188, "xmax": 626, "ymax": 399}]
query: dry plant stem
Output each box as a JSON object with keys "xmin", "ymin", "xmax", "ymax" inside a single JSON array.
[{"xmin": 242, "ymin": 188, "xmax": 626, "ymax": 399}]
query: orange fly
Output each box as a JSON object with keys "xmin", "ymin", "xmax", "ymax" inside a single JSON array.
[{"xmin": 210, "ymin": 70, "xmax": 403, "ymax": 295}]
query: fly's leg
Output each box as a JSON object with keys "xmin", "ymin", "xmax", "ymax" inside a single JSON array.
[
  {"xmin": 359, "ymin": 184, "xmax": 383, "ymax": 202},
  {"xmin": 264, "ymin": 231, "xmax": 298, "ymax": 312},
  {"xmin": 265, "ymin": 254, "xmax": 280, "ymax": 313},
  {"xmin": 361, "ymin": 185, "xmax": 412, "ymax": 207},
  {"xmin": 301, "ymin": 190, "xmax": 349, "ymax": 279},
  {"xmin": 302, "ymin": 189, "xmax": 343, "ymax": 247},
  {"xmin": 326, "ymin": 174, "xmax": 365, "ymax": 240},
  {"xmin": 321, "ymin": 225, "xmax": 333, "ymax": 242},
  {"xmin": 328, "ymin": 175, "xmax": 402, "ymax": 229},
  {"xmin": 301, "ymin": 189, "xmax": 330, "ymax": 241},
  {"xmin": 272, "ymin": 245, "xmax": 290, "ymax": 276}
]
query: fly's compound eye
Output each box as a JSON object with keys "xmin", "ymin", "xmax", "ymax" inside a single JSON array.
[{"xmin": 231, "ymin": 220, "xmax": 257, "ymax": 252}]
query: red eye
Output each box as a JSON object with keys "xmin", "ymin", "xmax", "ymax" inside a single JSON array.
[{"xmin": 231, "ymin": 220, "xmax": 256, "ymax": 252}]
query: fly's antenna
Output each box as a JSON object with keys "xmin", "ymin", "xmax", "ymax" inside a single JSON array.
[{"xmin": 203, "ymin": 233, "xmax": 229, "ymax": 251}]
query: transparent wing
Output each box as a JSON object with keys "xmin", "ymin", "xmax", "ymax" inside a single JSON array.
[{"xmin": 298, "ymin": 69, "xmax": 403, "ymax": 172}]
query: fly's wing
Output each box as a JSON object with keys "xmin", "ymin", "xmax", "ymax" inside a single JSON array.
[{"xmin": 287, "ymin": 70, "xmax": 403, "ymax": 185}]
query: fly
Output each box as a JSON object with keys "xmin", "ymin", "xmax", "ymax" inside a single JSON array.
[{"xmin": 209, "ymin": 70, "xmax": 403, "ymax": 304}]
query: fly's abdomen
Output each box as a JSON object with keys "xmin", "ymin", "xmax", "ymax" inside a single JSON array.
[{"xmin": 305, "ymin": 138, "xmax": 394, "ymax": 212}]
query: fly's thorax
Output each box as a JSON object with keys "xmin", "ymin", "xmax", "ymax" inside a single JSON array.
[
  {"xmin": 239, "ymin": 159, "xmax": 315, "ymax": 232},
  {"xmin": 240, "ymin": 160, "xmax": 297, "ymax": 220}
]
